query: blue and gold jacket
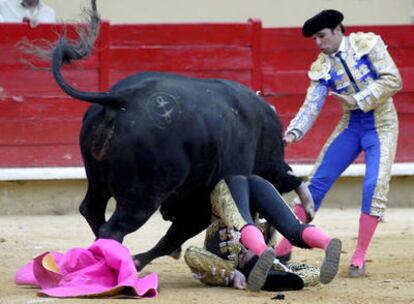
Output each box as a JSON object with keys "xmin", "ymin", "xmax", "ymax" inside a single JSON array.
[{"xmin": 286, "ymin": 32, "xmax": 402, "ymax": 140}]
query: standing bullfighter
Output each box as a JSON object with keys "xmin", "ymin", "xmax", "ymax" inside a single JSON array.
[{"xmin": 276, "ymin": 9, "xmax": 402, "ymax": 278}]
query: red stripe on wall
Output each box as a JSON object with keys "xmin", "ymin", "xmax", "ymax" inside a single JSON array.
[
  {"xmin": 109, "ymin": 23, "xmax": 253, "ymax": 46},
  {"xmin": 109, "ymin": 46, "xmax": 253, "ymax": 71}
]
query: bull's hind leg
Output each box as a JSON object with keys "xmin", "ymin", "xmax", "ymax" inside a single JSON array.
[
  {"xmin": 133, "ymin": 213, "xmax": 209, "ymax": 271},
  {"xmin": 79, "ymin": 183, "xmax": 111, "ymax": 238},
  {"xmin": 133, "ymin": 195, "xmax": 211, "ymax": 271}
]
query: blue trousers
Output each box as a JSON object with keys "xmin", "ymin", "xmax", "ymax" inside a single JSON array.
[{"xmin": 309, "ymin": 110, "xmax": 384, "ymax": 215}]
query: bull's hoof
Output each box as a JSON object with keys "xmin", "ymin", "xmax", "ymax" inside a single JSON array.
[
  {"xmin": 133, "ymin": 255, "xmax": 144, "ymax": 271},
  {"xmin": 168, "ymin": 247, "xmax": 182, "ymax": 260}
]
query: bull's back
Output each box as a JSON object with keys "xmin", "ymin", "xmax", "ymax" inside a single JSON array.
[{"xmin": 81, "ymin": 72, "xmax": 282, "ymax": 191}]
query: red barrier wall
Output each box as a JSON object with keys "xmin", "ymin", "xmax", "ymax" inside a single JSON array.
[{"xmin": 0, "ymin": 21, "xmax": 413, "ymax": 168}]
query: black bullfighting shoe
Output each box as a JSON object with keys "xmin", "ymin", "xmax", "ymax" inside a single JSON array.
[
  {"xmin": 247, "ymin": 248, "xmax": 275, "ymax": 291},
  {"xmin": 262, "ymin": 269, "xmax": 304, "ymax": 291},
  {"xmin": 348, "ymin": 263, "xmax": 366, "ymax": 278},
  {"xmin": 319, "ymin": 238, "xmax": 342, "ymax": 284}
]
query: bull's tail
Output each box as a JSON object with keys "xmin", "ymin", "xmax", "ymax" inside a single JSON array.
[
  {"xmin": 52, "ymin": 38, "xmax": 119, "ymax": 107},
  {"xmin": 21, "ymin": 0, "xmax": 120, "ymax": 107},
  {"xmin": 51, "ymin": 0, "xmax": 119, "ymax": 107}
]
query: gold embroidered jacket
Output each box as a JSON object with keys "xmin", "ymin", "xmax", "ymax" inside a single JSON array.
[{"xmin": 286, "ymin": 32, "xmax": 402, "ymax": 141}]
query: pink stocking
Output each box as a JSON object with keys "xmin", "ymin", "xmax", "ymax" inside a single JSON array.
[
  {"xmin": 275, "ymin": 204, "xmax": 307, "ymax": 256},
  {"xmin": 351, "ymin": 213, "xmax": 379, "ymax": 268},
  {"xmin": 301, "ymin": 226, "xmax": 331, "ymax": 250},
  {"xmin": 240, "ymin": 224, "xmax": 268, "ymax": 256}
]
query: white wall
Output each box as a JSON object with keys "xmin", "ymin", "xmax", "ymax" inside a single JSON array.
[{"xmin": 44, "ymin": 0, "xmax": 414, "ymax": 27}]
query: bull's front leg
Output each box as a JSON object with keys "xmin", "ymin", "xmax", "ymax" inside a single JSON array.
[
  {"xmin": 133, "ymin": 215, "xmax": 209, "ymax": 271},
  {"xmin": 79, "ymin": 185, "xmax": 111, "ymax": 238}
]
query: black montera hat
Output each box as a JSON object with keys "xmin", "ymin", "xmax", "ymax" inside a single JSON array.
[{"xmin": 302, "ymin": 9, "xmax": 344, "ymax": 37}]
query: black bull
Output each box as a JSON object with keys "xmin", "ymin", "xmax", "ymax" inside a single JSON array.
[{"xmin": 48, "ymin": 26, "xmax": 302, "ymax": 271}]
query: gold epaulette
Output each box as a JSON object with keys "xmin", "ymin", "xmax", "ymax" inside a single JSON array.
[
  {"xmin": 349, "ymin": 32, "xmax": 380, "ymax": 59},
  {"xmin": 308, "ymin": 54, "xmax": 331, "ymax": 81}
]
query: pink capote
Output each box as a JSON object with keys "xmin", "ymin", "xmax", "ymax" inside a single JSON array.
[{"xmin": 14, "ymin": 239, "xmax": 158, "ymax": 298}]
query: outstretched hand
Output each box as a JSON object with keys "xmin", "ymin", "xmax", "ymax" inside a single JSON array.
[
  {"xmin": 232, "ymin": 269, "xmax": 247, "ymax": 289},
  {"xmin": 329, "ymin": 91, "xmax": 357, "ymax": 107},
  {"xmin": 283, "ymin": 133, "xmax": 296, "ymax": 146},
  {"xmin": 303, "ymin": 199, "xmax": 315, "ymax": 223},
  {"xmin": 294, "ymin": 182, "xmax": 315, "ymax": 223}
]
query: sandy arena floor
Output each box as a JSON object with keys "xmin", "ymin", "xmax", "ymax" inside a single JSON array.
[{"xmin": 0, "ymin": 208, "xmax": 413, "ymax": 304}]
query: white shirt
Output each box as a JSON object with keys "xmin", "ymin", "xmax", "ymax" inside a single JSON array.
[
  {"xmin": 0, "ymin": 0, "xmax": 56, "ymax": 26},
  {"xmin": 332, "ymin": 36, "xmax": 347, "ymax": 60}
]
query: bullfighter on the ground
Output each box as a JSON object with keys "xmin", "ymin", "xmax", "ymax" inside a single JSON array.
[{"xmin": 184, "ymin": 175, "xmax": 341, "ymax": 291}]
